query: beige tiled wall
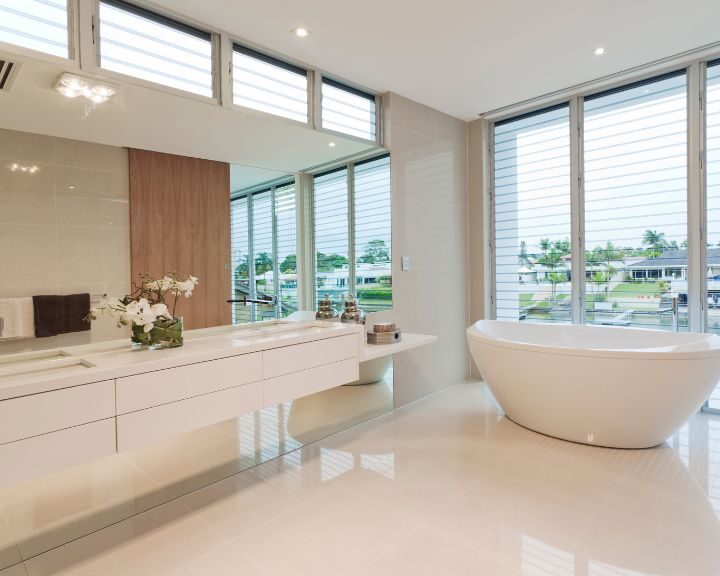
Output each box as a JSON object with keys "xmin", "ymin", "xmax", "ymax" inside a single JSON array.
[
  {"xmin": 0, "ymin": 128, "xmax": 130, "ymax": 351},
  {"xmin": 375, "ymin": 93, "xmax": 471, "ymax": 406}
]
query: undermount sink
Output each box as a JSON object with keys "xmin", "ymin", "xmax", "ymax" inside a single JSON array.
[
  {"xmin": 0, "ymin": 349, "xmax": 73, "ymax": 368},
  {"xmin": 0, "ymin": 357, "xmax": 95, "ymax": 381}
]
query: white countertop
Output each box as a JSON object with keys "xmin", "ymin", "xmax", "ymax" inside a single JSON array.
[
  {"xmin": 0, "ymin": 321, "xmax": 363, "ymax": 401},
  {"xmin": 360, "ymin": 333, "xmax": 438, "ymax": 361}
]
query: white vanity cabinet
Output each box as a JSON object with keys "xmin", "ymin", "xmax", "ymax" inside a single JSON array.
[
  {"xmin": 0, "ymin": 381, "xmax": 116, "ymax": 487},
  {"xmin": 0, "ymin": 324, "xmax": 362, "ymax": 488},
  {"xmin": 116, "ymin": 352, "xmax": 264, "ymax": 451}
]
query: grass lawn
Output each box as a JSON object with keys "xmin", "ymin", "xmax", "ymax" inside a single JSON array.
[{"xmin": 610, "ymin": 282, "xmax": 664, "ymax": 297}]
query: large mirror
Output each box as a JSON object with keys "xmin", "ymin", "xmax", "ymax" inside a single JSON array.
[{"xmin": 0, "ymin": 122, "xmax": 393, "ymax": 569}]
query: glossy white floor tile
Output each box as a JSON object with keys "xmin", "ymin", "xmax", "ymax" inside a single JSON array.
[{"xmin": 8, "ymin": 382, "xmax": 720, "ymax": 575}]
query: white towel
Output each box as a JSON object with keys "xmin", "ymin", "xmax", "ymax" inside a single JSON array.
[{"xmin": 0, "ymin": 297, "xmax": 35, "ymax": 340}]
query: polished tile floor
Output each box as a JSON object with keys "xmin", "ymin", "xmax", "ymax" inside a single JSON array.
[{"xmin": 4, "ymin": 381, "xmax": 720, "ymax": 576}]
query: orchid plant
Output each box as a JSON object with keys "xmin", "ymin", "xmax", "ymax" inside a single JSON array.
[{"xmin": 86, "ymin": 274, "xmax": 198, "ymax": 348}]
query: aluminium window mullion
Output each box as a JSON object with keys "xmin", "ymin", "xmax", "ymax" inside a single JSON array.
[
  {"xmin": 688, "ymin": 62, "xmax": 705, "ymax": 333},
  {"xmin": 271, "ymin": 186, "xmax": 281, "ymax": 319},
  {"xmin": 488, "ymin": 126, "xmax": 497, "ymax": 319},
  {"xmin": 247, "ymin": 192, "xmax": 256, "ymax": 322},
  {"xmin": 570, "ymin": 96, "xmax": 585, "ymax": 324},
  {"xmin": 348, "ymin": 163, "xmax": 356, "ymax": 296}
]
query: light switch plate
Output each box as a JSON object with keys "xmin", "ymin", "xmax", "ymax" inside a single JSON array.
[{"xmin": 401, "ymin": 256, "xmax": 410, "ymax": 271}]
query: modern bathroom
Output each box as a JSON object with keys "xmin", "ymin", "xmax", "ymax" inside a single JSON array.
[{"xmin": 0, "ymin": 1, "xmax": 719, "ymax": 575}]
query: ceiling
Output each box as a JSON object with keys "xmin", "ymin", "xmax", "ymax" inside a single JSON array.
[{"xmin": 153, "ymin": 0, "xmax": 720, "ymax": 120}]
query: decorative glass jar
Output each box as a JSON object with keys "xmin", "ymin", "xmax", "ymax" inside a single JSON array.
[{"xmin": 131, "ymin": 317, "xmax": 183, "ymax": 350}]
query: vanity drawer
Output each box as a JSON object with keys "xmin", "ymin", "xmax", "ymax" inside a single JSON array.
[
  {"xmin": 0, "ymin": 380, "xmax": 114, "ymax": 445},
  {"xmin": 263, "ymin": 358, "xmax": 358, "ymax": 407},
  {"xmin": 0, "ymin": 419, "xmax": 116, "ymax": 489},
  {"xmin": 262, "ymin": 334, "xmax": 358, "ymax": 379},
  {"xmin": 116, "ymin": 352, "xmax": 262, "ymax": 414},
  {"xmin": 117, "ymin": 380, "xmax": 263, "ymax": 451}
]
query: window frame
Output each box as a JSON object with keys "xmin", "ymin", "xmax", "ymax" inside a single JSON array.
[
  {"xmin": 0, "ymin": 0, "xmax": 76, "ymax": 64},
  {"xmin": 486, "ymin": 57, "xmax": 720, "ymax": 411},
  {"xmin": 320, "ymin": 76, "xmax": 380, "ymax": 143},
  {"xmin": 310, "ymin": 152, "xmax": 392, "ymax": 312},
  {"xmin": 230, "ymin": 42, "xmax": 312, "ymax": 125},
  {"xmin": 0, "ymin": 0, "xmax": 382, "ymax": 144},
  {"xmin": 231, "ymin": 177, "xmax": 298, "ymax": 322},
  {"xmin": 94, "ymin": 0, "xmax": 219, "ymax": 102}
]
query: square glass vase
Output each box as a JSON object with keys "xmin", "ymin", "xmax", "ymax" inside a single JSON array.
[{"xmin": 131, "ymin": 317, "xmax": 183, "ymax": 350}]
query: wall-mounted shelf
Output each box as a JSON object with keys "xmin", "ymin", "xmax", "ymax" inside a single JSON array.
[{"xmin": 360, "ymin": 333, "xmax": 437, "ymax": 362}]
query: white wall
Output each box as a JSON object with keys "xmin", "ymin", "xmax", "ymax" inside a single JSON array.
[{"xmin": 372, "ymin": 93, "xmax": 471, "ymax": 406}]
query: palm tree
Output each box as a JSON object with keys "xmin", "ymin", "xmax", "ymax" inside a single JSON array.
[
  {"xmin": 547, "ymin": 271, "xmax": 567, "ymax": 301},
  {"xmin": 642, "ymin": 230, "xmax": 668, "ymax": 255}
]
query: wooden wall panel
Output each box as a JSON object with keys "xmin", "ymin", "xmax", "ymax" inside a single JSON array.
[{"xmin": 129, "ymin": 149, "xmax": 231, "ymax": 330}]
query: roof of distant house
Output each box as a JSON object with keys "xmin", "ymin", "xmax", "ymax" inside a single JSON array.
[{"xmin": 630, "ymin": 248, "xmax": 720, "ymax": 268}]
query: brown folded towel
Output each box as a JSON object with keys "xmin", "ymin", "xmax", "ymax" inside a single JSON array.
[
  {"xmin": 64, "ymin": 293, "xmax": 90, "ymax": 334},
  {"xmin": 33, "ymin": 295, "xmax": 63, "ymax": 338},
  {"xmin": 32, "ymin": 294, "xmax": 90, "ymax": 337}
]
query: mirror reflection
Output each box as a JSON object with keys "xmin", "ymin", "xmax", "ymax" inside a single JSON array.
[{"xmin": 0, "ymin": 126, "xmax": 394, "ymax": 569}]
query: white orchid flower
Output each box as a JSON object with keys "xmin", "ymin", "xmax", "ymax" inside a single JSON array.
[{"xmin": 150, "ymin": 303, "xmax": 170, "ymax": 319}]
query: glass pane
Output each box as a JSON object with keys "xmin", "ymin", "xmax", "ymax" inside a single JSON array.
[
  {"xmin": 354, "ymin": 156, "xmax": 391, "ymax": 312},
  {"xmin": 706, "ymin": 62, "xmax": 720, "ymax": 409},
  {"xmin": 230, "ymin": 196, "xmax": 250, "ymax": 324},
  {"xmin": 493, "ymin": 105, "xmax": 572, "ymax": 323},
  {"xmin": 314, "ymin": 168, "xmax": 349, "ymax": 309},
  {"xmin": 583, "ymin": 73, "xmax": 687, "ymax": 330},
  {"xmin": 233, "ymin": 49, "xmax": 308, "ymax": 123},
  {"xmin": 252, "ymin": 190, "xmax": 275, "ymax": 321},
  {"xmin": 322, "ymin": 81, "xmax": 376, "ymax": 141},
  {"xmin": 0, "ymin": 0, "xmax": 69, "ymax": 58},
  {"xmin": 99, "ymin": 1, "xmax": 213, "ymax": 97},
  {"xmin": 275, "ymin": 183, "xmax": 298, "ymax": 317}
]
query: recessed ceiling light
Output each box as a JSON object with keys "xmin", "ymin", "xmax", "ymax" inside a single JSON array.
[
  {"xmin": 593, "ymin": 47, "xmax": 607, "ymax": 56},
  {"xmin": 292, "ymin": 27, "xmax": 310, "ymax": 38},
  {"xmin": 329, "ymin": 142, "xmax": 336, "ymax": 147}
]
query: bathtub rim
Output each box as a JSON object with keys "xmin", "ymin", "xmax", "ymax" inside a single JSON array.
[{"xmin": 467, "ymin": 320, "xmax": 720, "ymax": 360}]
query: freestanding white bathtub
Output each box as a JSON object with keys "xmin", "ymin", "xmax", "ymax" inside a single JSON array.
[{"xmin": 467, "ymin": 320, "xmax": 720, "ymax": 449}]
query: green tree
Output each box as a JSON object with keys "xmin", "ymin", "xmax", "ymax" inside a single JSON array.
[
  {"xmin": 234, "ymin": 255, "xmax": 249, "ymax": 281},
  {"xmin": 316, "ymin": 252, "xmax": 349, "ymax": 272},
  {"xmin": 547, "ymin": 271, "xmax": 567, "ymax": 301},
  {"xmin": 586, "ymin": 241, "xmax": 624, "ymax": 295},
  {"xmin": 519, "ymin": 241, "xmax": 530, "ymax": 265},
  {"xmin": 357, "ymin": 239, "xmax": 390, "ymax": 264},
  {"xmin": 280, "ymin": 254, "xmax": 297, "ymax": 273},
  {"xmin": 642, "ymin": 230, "xmax": 668, "ymax": 256},
  {"xmin": 254, "ymin": 252, "xmax": 273, "ymax": 276}
]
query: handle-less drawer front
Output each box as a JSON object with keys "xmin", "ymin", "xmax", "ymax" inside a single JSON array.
[
  {"xmin": 0, "ymin": 380, "xmax": 114, "ymax": 445},
  {"xmin": 0, "ymin": 419, "xmax": 116, "ymax": 489},
  {"xmin": 263, "ymin": 358, "xmax": 359, "ymax": 407},
  {"xmin": 116, "ymin": 380, "xmax": 263, "ymax": 452},
  {"xmin": 116, "ymin": 352, "xmax": 262, "ymax": 414},
  {"xmin": 262, "ymin": 334, "xmax": 358, "ymax": 379}
]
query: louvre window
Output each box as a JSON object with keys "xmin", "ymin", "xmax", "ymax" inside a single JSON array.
[
  {"xmin": 492, "ymin": 105, "xmax": 572, "ymax": 323},
  {"xmin": 321, "ymin": 78, "xmax": 377, "ymax": 141},
  {"xmin": 230, "ymin": 181, "xmax": 297, "ymax": 323},
  {"xmin": 0, "ymin": 0, "xmax": 70, "ymax": 58},
  {"xmin": 313, "ymin": 155, "xmax": 391, "ymax": 312},
  {"xmin": 98, "ymin": 0, "xmax": 214, "ymax": 98},
  {"xmin": 233, "ymin": 45, "xmax": 308, "ymax": 123},
  {"xmin": 353, "ymin": 156, "xmax": 392, "ymax": 312},
  {"xmin": 706, "ymin": 60, "xmax": 720, "ymax": 409},
  {"xmin": 314, "ymin": 167, "xmax": 350, "ymax": 308},
  {"xmin": 583, "ymin": 72, "xmax": 687, "ymax": 330}
]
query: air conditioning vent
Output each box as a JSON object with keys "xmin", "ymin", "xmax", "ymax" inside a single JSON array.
[{"xmin": 0, "ymin": 59, "xmax": 21, "ymax": 93}]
